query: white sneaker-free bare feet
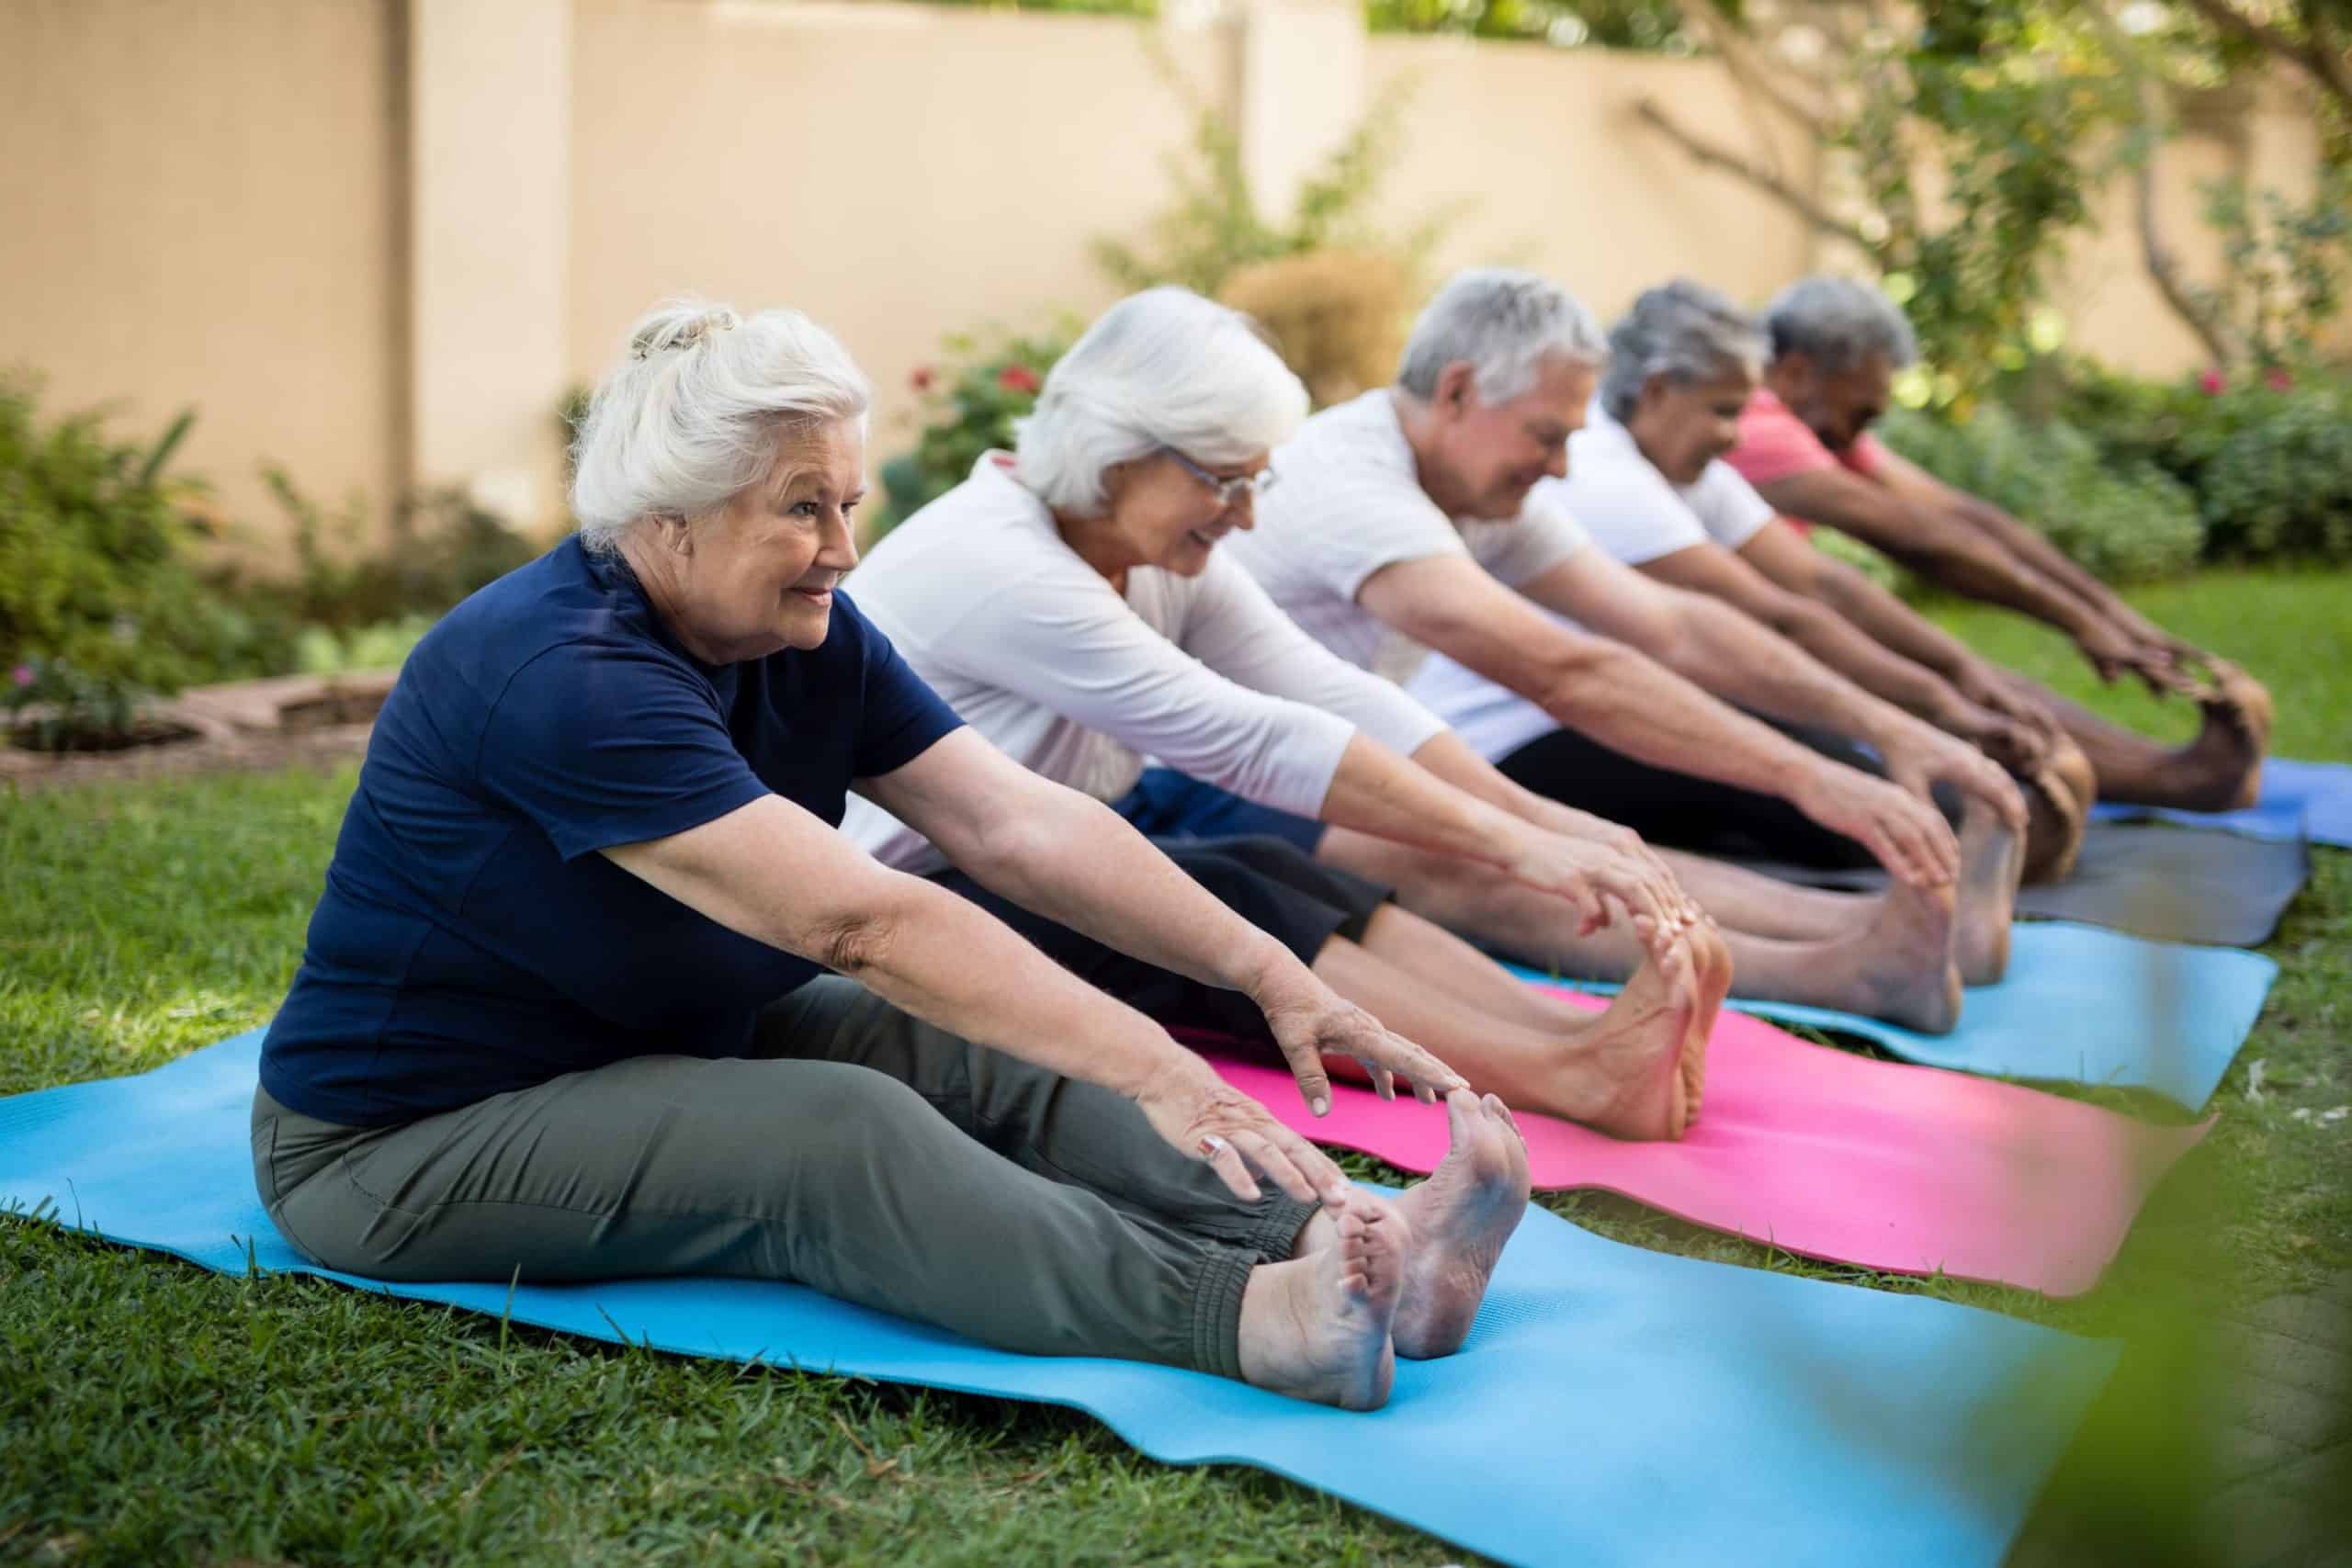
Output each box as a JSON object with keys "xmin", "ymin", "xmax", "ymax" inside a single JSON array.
[
  {"xmin": 1238, "ymin": 1194, "xmax": 1403, "ymax": 1409},
  {"xmin": 1389, "ymin": 1091, "xmax": 1532, "ymax": 1359}
]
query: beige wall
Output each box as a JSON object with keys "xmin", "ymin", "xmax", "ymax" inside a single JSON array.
[
  {"xmin": 569, "ymin": 0, "xmax": 1225, "ymax": 463},
  {"xmin": 0, "ymin": 0, "xmax": 2329, "ymax": 562},
  {"xmin": 1372, "ymin": 35, "xmax": 1820, "ymax": 323},
  {"xmin": 0, "ymin": 0, "xmax": 404, "ymax": 555}
]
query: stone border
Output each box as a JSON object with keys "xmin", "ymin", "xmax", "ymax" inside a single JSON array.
[{"xmin": 1, "ymin": 670, "xmax": 397, "ymax": 792}]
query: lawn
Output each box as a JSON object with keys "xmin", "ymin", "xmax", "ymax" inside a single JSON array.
[{"xmin": 2, "ymin": 566, "xmax": 2346, "ymax": 1565}]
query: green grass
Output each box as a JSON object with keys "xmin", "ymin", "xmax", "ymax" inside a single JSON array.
[{"xmin": 3, "ymin": 567, "xmax": 2347, "ymax": 1565}]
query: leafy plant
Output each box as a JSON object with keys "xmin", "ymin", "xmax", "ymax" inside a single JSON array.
[
  {"xmin": 248, "ymin": 470, "xmax": 541, "ymax": 631},
  {"xmin": 2198, "ymin": 389, "xmax": 2352, "ymax": 560},
  {"xmin": 0, "ymin": 379, "xmax": 277, "ymax": 721},
  {"xmin": 1217, "ymin": 249, "xmax": 1411, "ymax": 409},
  {"xmin": 4, "ymin": 654, "xmax": 151, "ymax": 753},
  {"xmin": 2185, "ymin": 164, "xmax": 2352, "ymax": 371},
  {"xmin": 1878, "ymin": 402, "xmax": 2208, "ymax": 581},
  {"xmin": 872, "ymin": 324, "xmax": 1076, "ymax": 539},
  {"xmin": 1092, "ymin": 61, "xmax": 1453, "ymax": 300}
]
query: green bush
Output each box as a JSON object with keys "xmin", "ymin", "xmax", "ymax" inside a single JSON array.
[
  {"xmin": 873, "ymin": 325, "xmax": 1073, "ymax": 539},
  {"xmin": 0, "ymin": 381, "xmax": 289, "ymax": 716},
  {"xmin": 1877, "ymin": 403, "xmax": 2207, "ymax": 582},
  {"xmin": 2199, "ymin": 395, "xmax": 2352, "ymax": 561}
]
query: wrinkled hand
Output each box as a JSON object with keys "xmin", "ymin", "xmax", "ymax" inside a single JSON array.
[
  {"xmin": 1526, "ymin": 801, "xmax": 1707, "ymax": 931},
  {"xmin": 1503, "ymin": 828, "xmax": 1697, "ymax": 957},
  {"xmin": 1253, "ymin": 967, "xmax": 1468, "ymax": 1114},
  {"xmin": 1792, "ymin": 761, "xmax": 1959, "ymax": 886},
  {"xmin": 1881, "ymin": 726, "xmax": 2030, "ymax": 832},
  {"xmin": 1134, "ymin": 1054, "xmax": 1353, "ymax": 1207},
  {"xmin": 1955, "ymin": 662, "xmax": 2061, "ymax": 739}
]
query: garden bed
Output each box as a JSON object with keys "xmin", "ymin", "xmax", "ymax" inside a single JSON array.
[{"xmin": 1, "ymin": 670, "xmax": 394, "ymax": 792}]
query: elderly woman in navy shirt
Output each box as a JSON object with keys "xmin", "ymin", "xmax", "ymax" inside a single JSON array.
[{"xmin": 250, "ymin": 300, "xmax": 1530, "ymax": 1411}]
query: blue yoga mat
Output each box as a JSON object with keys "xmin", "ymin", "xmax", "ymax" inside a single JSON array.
[
  {"xmin": 1, "ymin": 1032, "xmax": 2114, "ymax": 1568},
  {"xmin": 2090, "ymin": 759, "xmax": 2352, "ymax": 847},
  {"xmin": 1511, "ymin": 920, "xmax": 2277, "ymax": 1111}
]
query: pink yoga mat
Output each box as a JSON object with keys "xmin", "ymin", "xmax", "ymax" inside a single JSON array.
[{"xmin": 1196, "ymin": 988, "xmax": 2210, "ymax": 1297}]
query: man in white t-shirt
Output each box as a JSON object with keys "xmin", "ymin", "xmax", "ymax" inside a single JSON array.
[
  {"xmin": 1417, "ymin": 278, "xmax": 2087, "ymax": 881},
  {"xmin": 1227, "ymin": 268, "xmax": 2030, "ymax": 1000}
]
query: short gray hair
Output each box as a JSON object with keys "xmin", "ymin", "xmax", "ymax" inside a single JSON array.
[
  {"xmin": 1599, "ymin": 279, "xmax": 1769, "ymax": 420},
  {"xmin": 570, "ymin": 297, "xmax": 871, "ymax": 555},
  {"xmin": 1396, "ymin": 268, "xmax": 1606, "ymax": 406},
  {"xmin": 1015, "ymin": 288, "xmax": 1309, "ymax": 515},
  {"xmin": 1763, "ymin": 276, "xmax": 1919, "ymax": 376}
]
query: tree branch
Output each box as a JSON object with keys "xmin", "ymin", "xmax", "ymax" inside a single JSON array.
[
  {"xmin": 2179, "ymin": 0, "xmax": 2352, "ymax": 110},
  {"xmin": 1632, "ymin": 99, "xmax": 1875, "ymax": 253},
  {"xmin": 2084, "ymin": 1, "xmax": 2240, "ymax": 363}
]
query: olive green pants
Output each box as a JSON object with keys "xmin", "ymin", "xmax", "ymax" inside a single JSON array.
[{"xmin": 251, "ymin": 976, "xmax": 1315, "ymax": 1380}]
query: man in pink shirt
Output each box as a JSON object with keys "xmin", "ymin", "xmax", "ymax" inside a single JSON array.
[{"xmin": 1724, "ymin": 276, "xmax": 2269, "ymax": 818}]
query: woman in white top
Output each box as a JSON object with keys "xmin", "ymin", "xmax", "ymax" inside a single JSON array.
[{"xmin": 845, "ymin": 288, "xmax": 1724, "ymax": 1139}]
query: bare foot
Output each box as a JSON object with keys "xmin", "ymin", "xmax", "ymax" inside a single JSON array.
[
  {"xmin": 1838, "ymin": 878, "xmax": 1963, "ymax": 1033},
  {"xmin": 1954, "ymin": 797, "xmax": 2022, "ymax": 987},
  {"xmin": 1679, "ymin": 921, "xmax": 1733, "ymax": 1123},
  {"xmin": 1388, "ymin": 1091, "xmax": 1532, "ymax": 1359},
  {"xmin": 2173, "ymin": 660, "xmax": 2272, "ymax": 811},
  {"xmin": 1555, "ymin": 934, "xmax": 1708, "ymax": 1140},
  {"xmin": 1238, "ymin": 1196, "xmax": 1402, "ymax": 1410},
  {"xmin": 2021, "ymin": 743, "xmax": 2091, "ymax": 886}
]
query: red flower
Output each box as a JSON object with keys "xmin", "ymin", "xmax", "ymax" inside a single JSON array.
[
  {"xmin": 2198, "ymin": 369, "xmax": 2225, "ymax": 395},
  {"xmin": 910, "ymin": 365, "xmax": 935, "ymax": 392},
  {"xmin": 997, "ymin": 364, "xmax": 1041, "ymax": 395},
  {"xmin": 2265, "ymin": 367, "xmax": 2293, "ymax": 392}
]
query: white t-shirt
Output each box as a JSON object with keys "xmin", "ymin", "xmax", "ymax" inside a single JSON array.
[
  {"xmin": 1405, "ymin": 408, "xmax": 1782, "ymax": 762},
  {"xmin": 1557, "ymin": 411, "xmax": 1777, "ymax": 566},
  {"xmin": 1225, "ymin": 389, "xmax": 1590, "ymax": 679},
  {"xmin": 840, "ymin": 454, "xmax": 1450, "ymax": 874}
]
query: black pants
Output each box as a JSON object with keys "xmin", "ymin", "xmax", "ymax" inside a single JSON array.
[
  {"xmin": 1496, "ymin": 721, "xmax": 1962, "ymax": 870},
  {"xmin": 929, "ymin": 835, "xmax": 1391, "ymax": 1043}
]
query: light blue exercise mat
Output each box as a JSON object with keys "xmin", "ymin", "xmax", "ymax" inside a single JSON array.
[
  {"xmin": 2091, "ymin": 759, "xmax": 2352, "ymax": 847},
  {"xmin": 0, "ymin": 1032, "xmax": 2116, "ymax": 1568},
  {"xmin": 1511, "ymin": 920, "xmax": 2278, "ymax": 1111}
]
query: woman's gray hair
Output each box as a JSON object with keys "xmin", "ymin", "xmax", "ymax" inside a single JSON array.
[
  {"xmin": 1599, "ymin": 279, "xmax": 1769, "ymax": 420},
  {"xmin": 1014, "ymin": 288, "xmax": 1309, "ymax": 515},
  {"xmin": 1396, "ymin": 267, "xmax": 1606, "ymax": 406},
  {"xmin": 570, "ymin": 297, "xmax": 872, "ymax": 555},
  {"xmin": 1763, "ymin": 276, "xmax": 1919, "ymax": 376}
]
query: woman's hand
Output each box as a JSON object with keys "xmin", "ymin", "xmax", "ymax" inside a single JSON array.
[
  {"xmin": 1499, "ymin": 825, "xmax": 1696, "ymax": 955},
  {"xmin": 1519, "ymin": 799, "xmax": 1705, "ymax": 929},
  {"xmin": 1250, "ymin": 966, "xmax": 1469, "ymax": 1113},
  {"xmin": 1133, "ymin": 1053, "xmax": 1356, "ymax": 1206}
]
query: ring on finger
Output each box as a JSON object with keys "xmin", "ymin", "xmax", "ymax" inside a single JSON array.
[{"xmin": 1197, "ymin": 1134, "xmax": 1230, "ymax": 1160}]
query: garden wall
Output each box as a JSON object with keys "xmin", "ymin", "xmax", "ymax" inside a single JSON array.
[{"xmin": 0, "ymin": 0, "xmax": 2326, "ymax": 558}]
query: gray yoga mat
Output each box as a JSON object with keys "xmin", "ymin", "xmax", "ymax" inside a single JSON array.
[{"xmin": 1724, "ymin": 823, "xmax": 2310, "ymax": 949}]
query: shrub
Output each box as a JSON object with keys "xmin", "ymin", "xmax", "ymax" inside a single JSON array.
[
  {"xmin": 873, "ymin": 325, "xmax": 1073, "ymax": 539},
  {"xmin": 0, "ymin": 382, "xmax": 277, "ymax": 706},
  {"xmin": 2199, "ymin": 396, "xmax": 2352, "ymax": 562},
  {"xmin": 247, "ymin": 470, "xmax": 541, "ymax": 631},
  {"xmin": 1876, "ymin": 403, "xmax": 2206, "ymax": 582},
  {"xmin": 1217, "ymin": 250, "xmax": 1409, "ymax": 410}
]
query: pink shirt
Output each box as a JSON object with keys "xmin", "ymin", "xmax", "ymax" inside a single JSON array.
[{"xmin": 1724, "ymin": 388, "xmax": 1887, "ymax": 487}]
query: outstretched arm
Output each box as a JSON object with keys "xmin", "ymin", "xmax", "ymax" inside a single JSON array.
[
  {"xmin": 1524, "ymin": 549, "xmax": 2023, "ymax": 826},
  {"xmin": 1751, "ymin": 464, "xmax": 2140, "ymax": 674},
  {"xmin": 1357, "ymin": 552, "xmax": 1958, "ymax": 885},
  {"xmin": 1639, "ymin": 538, "xmax": 1995, "ymax": 738},
  {"xmin": 1736, "ymin": 520, "xmax": 2062, "ymax": 743}
]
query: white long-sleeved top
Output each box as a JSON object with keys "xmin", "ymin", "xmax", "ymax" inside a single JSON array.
[{"xmin": 841, "ymin": 455, "xmax": 1451, "ymax": 873}]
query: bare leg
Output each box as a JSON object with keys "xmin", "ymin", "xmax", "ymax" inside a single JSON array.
[
  {"xmin": 1311, "ymin": 929, "xmax": 1706, "ymax": 1138},
  {"xmin": 1993, "ymin": 663, "xmax": 2270, "ymax": 812},
  {"xmin": 1347, "ymin": 903, "xmax": 1722, "ymax": 1123},
  {"xmin": 1295, "ymin": 1090, "xmax": 1532, "ymax": 1360},
  {"xmin": 1657, "ymin": 851, "xmax": 1867, "ymax": 940},
  {"xmin": 1237, "ymin": 1192, "xmax": 1401, "ymax": 1409},
  {"xmin": 1318, "ymin": 828, "xmax": 1963, "ymax": 1033},
  {"xmin": 1954, "ymin": 795, "xmax": 2023, "ymax": 986}
]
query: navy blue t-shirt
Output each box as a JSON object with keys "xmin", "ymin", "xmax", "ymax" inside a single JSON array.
[{"xmin": 259, "ymin": 537, "xmax": 963, "ymax": 1126}]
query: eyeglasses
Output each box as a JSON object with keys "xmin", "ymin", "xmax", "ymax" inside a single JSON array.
[{"xmin": 1164, "ymin": 448, "xmax": 1279, "ymax": 508}]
